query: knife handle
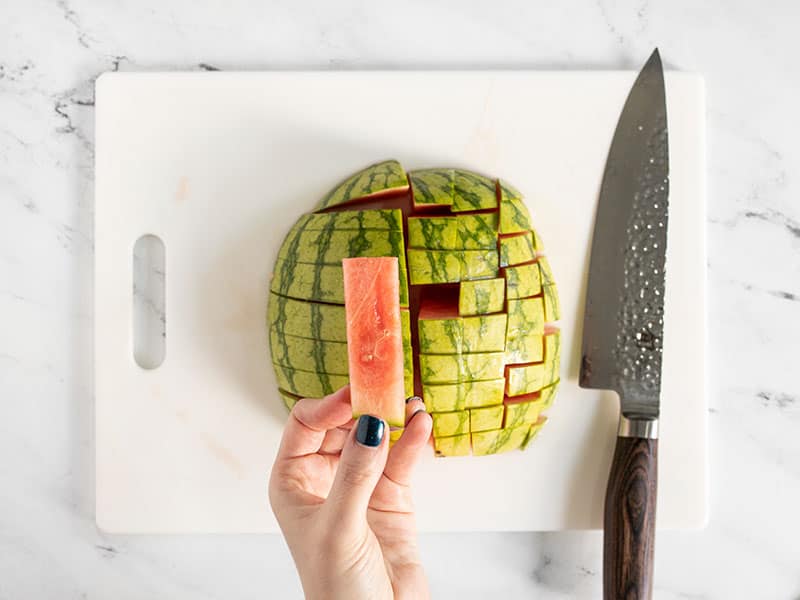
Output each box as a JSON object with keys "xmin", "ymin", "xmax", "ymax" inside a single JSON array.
[{"xmin": 603, "ymin": 424, "xmax": 658, "ymax": 600}]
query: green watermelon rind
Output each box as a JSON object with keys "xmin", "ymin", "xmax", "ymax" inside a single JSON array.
[
  {"xmin": 317, "ymin": 160, "xmax": 409, "ymax": 211},
  {"xmin": 268, "ymin": 161, "xmax": 561, "ymax": 456}
]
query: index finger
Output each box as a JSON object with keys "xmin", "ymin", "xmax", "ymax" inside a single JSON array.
[{"xmin": 276, "ymin": 386, "xmax": 354, "ymax": 460}]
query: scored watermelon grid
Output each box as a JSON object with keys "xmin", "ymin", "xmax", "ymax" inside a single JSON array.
[{"xmin": 268, "ymin": 160, "xmax": 560, "ymax": 456}]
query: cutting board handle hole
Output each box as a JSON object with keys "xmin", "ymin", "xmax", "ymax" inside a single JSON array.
[{"xmin": 133, "ymin": 234, "xmax": 166, "ymax": 369}]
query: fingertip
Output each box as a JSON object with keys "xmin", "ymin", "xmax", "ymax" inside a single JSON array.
[
  {"xmin": 354, "ymin": 414, "xmax": 387, "ymax": 448},
  {"xmin": 405, "ymin": 407, "xmax": 432, "ymax": 443},
  {"xmin": 327, "ymin": 384, "xmax": 352, "ymax": 406},
  {"xmin": 390, "ymin": 397, "xmax": 431, "ymax": 458},
  {"xmin": 404, "ymin": 395, "xmax": 432, "ymax": 440},
  {"xmin": 404, "ymin": 396, "xmax": 427, "ymax": 426},
  {"xmin": 383, "ymin": 403, "xmax": 432, "ymax": 486},
  {"xmin": 291, "ymin": 385, "xmax": 354, "ymax": 433}
]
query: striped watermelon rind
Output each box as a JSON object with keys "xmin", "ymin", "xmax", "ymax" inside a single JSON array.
[
  {"xmin": 317, "ymin": 160, "xmax": 408, "ymax": 211},
  {"xmin": 268, "ymin": 160, "xmax": 561, "ymax": 457}
]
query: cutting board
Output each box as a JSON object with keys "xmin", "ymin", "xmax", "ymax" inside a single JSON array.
[{"xmin": 95, "ymin": 71, "xmax": 707, "ymax": 533}]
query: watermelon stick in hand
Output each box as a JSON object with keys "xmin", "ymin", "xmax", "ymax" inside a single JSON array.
[{"xmin": 342, "ymin": 257, "xmax": 406, "ymax": 428}]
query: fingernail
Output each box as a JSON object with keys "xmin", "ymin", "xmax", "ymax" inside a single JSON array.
[
  {"xmin": 406, "ymin": 395, "xmax": 423, "ymax": 404},
  {"xmin": 409, "ymin": 408, "xmax": 427, "ymax": 422},
  {"xmin": 355, "ymin": 415, "xmax": 385, "ymax": 447}
]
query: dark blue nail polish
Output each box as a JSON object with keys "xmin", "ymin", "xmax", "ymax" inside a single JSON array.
[
  {"xmin": 406, "ymin": 395, "xmax": 422, "ymax": 404},
  {"xmin": 355, "ymin": 415, "xmax": 385, "ymax": 447}
]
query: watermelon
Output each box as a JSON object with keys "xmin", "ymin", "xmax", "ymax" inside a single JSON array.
[
  {"xmin": 470, "ymin": 404, "xmax": 505, "ymax": 432},
  {"xmin": 271, "ymin": 331, "xmax": 349, "ymax": 374},
  {"xmin": 459, "ymin": 278, "xmax": 505, "ymax": 316},
  {"xmin": 407, "ymin": 249, "xmax": 498, "ymax": 285},
  {"xmin": 407, "ymin": 214, "xmax": 497, "ymax": 251},
  {"xmin": 410, "ymin": 169, "xmax": 456, "ymax": 208},
  {"xmin": 452, "ymin": 170, "xmax": 498, "ymax": 212},
  {"xmin": 317, "ymin": 160, "xmax": 408, "ymax": 210},
  {"xmin": 434, "ymin": 433, "xmax": 471, "ymax": 457},
  {"xmin": 504, "ymin": 392, "xmax": 547, "ymax": 428},
  {"xmin": 273, "ymin": 364, "xmax": 349, "ymax": 399},
  {"xmin": 422, "ymin": 379, "xmax": 506, "ymax": 412},
  {"xmin": 472, "ymin": 423, "xmax": 531, "ymax": 456},
  {"xmin": 504, "ymin": 262, "xmax": 542, "ymax": 299},
  {"xmin": 499, "ymin": 232, "xmax": 537, "ymax": 267},
  {"xmin": 299, "ymin": 208, "xmax": 403, "ymax": 231},
  {"xmin": 498, "ymin": 181, "xmax": 532, "ymax": 234},
  {"xmin": 521, "ymin": 417, "xmax": 548, "ymax": 450},
  {"xmin": 432, "ymin": 410, "xmax": 470, "ymax": 437},
  {"xmin": 504, "ymin": 333, "xmax": 544, "ymax": 364},
  {"xmin": 268, "ymin": 160, "xmax": 562, "ymax": 456},
  {"xmin": 342, "ymin": 257, "xmax": 406, "ymax": 428}
]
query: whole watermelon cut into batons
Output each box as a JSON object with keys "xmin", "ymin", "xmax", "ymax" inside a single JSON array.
[{"xmin": 268, "ymin": 160, "xmax": 561, "ymax": 456}]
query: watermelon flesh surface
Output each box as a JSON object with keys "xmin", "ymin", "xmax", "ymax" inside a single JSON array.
[{"xmin": 342, "ymin": 257, "xmax": 406, "ymax": 428}]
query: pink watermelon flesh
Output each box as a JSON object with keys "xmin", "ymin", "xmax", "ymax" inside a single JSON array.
[{"xmin": 342, "ymin": 257, "xmax": 406, "ymax": 428}]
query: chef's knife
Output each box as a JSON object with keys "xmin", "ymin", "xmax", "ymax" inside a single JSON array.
[{"xmin": 579, "ymin": 49, "xmax": 668, "ymax": 600}]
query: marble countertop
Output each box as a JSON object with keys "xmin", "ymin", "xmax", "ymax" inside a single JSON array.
[{"xmin": 2, "ymin": 1, "xmax": 799, "ymax": 598}]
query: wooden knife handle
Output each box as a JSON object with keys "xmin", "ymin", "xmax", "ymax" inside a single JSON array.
[{"xmin": 603, "ymin": 435, "xmax": 658, "ymax": 600}]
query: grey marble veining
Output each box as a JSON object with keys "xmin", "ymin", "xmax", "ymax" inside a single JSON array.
[{"xmin": 1, "ymin": 0, "xmax": 799, "ymax": 598}]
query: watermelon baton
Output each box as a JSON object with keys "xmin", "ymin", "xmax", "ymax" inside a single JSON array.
[{"xmin": 342, "ymin": 257, "xmax": 406, "ymax": 428}]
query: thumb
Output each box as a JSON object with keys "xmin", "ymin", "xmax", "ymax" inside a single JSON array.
[{"xmin": 325, "ymin": 415, "xmax": 389, "ymax": 528}]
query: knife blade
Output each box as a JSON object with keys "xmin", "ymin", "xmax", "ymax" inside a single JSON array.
[{"xmin": 579, "ymin": 49, "xmax": 668, "ymax": 600}]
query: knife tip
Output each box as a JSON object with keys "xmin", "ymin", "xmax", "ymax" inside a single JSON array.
[{"xmin": 647, "ymin": 47, "xmax": 662, "ymax": 68}]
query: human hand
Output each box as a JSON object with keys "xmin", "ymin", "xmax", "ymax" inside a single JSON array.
[{"xmin": 269, "ymin": 386, "xmax": 433, "ymax": 600}]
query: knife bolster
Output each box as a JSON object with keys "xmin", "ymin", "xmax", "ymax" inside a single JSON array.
[{"xmin": 618, "ymin": 414, "xmax": 659, "ymax": 439}]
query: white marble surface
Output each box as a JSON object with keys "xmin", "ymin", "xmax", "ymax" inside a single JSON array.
[{"xmin": 1, "ymin": 0, "xmax": 798, "ymax": 598}]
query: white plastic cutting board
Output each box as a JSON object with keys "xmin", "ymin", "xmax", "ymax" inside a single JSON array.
[{"xmin": 95, "ymin": 71, "xmax": 707, "ymax": 533}]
